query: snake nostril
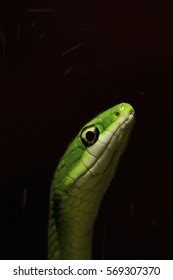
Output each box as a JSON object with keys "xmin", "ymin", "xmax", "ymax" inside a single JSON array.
[
  {"xmin": 129, "ymin": 109, "xmax": 134, "ymax": 115},
  {"xmin": 115, "ymin": 111, "xmax": 120, "ymax": 117}
]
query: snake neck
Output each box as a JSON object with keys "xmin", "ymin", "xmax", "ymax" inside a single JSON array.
[
  {"xmin": 48, "ymin": 163, "xmax": 118, "ymax": 260},
  {"xmin": 48, "ymin": 208, "xmax": 93, "ymax": 259},
  {"xmin": 55, "ymin": 213, "xmax": 93, "ymax": 260}
]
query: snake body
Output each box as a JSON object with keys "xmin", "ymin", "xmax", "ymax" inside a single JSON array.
[{"xmin": 48, "ymin": 103, "xmax": 135, "ymax": 259}]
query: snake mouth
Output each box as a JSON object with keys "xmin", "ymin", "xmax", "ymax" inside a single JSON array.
[
  {"xmin": 99, "ymin": 112, "xmax": 135, "ymax": 173},
  {"xmin": 102, "ymin": 112, "xmax": 135, "ymax": 173}
]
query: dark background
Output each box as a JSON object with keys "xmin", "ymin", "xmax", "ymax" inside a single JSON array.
[{"xmin": 0, "ymin": 1, "xmax": 173, "ymax": 259}]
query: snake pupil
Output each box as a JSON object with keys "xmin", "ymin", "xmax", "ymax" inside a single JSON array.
[
  {"xmin": 86, "ymin": 131, "xmax": 95, "ymax": 141},
  {"xmin": 80, "ymin": 126, "xmax": 99, "ymax": 147}
]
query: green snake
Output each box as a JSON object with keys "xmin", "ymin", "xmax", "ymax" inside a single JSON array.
[{"xmin": 48, "ymin": 103, "xmax": 135, "ymax": 259}]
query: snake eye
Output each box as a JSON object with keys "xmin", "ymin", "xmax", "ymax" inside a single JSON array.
[{"xmin": 80, "ymin": 125, "xmax": 99, "ymax": 147}]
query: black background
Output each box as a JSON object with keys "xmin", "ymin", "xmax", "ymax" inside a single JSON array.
[{"xmin": 0, "ymin": 1, "xmax": 173, "ymax": 259}]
